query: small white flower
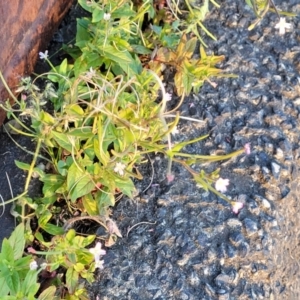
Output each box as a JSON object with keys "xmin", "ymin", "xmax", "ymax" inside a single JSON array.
[
  {"xmin": 39, "ymin": 50, "xmax": 49, "ymax": 60},
  {"xmin": 103, "ymin": 13, "xmax": 111, "ymax": 21},
  {"xmin": 244, "ymin": 143, "xmax": 251, "ymax": 155},
  {"xmin": 275, "ymin": 18, "xmax": 291, "ymax": 35},
  {"xmin": 166, "ymin": 173, "xmax": 175, "ymax": 183},
  {"xmin": 29, "ymin": 260, "xmax": 38, "ymax": 271},
  {"xmin": 89, "ymin": 242, "xmax": 106, "ymax": 262},
  {"xmin": 40, "ymin": 262, "xmax": 48, "ymax": 270},
  {"xmin": 215, "ymin": 178, "xmax": 230, "ymax": 193},
  {"xmin": 85, "ymin": 67, "xmax": 96, "ymax": 79},
  {"xmin": 232, "ymin": 201, "xmax": 244, "ymax": 214},
  {"xmin": 171, "ymin": 126, "xmax": 179, "ymax": 135},
  {"xmin": 114, "ymin": 162, "xmax": 126, "ymax": 176},
  {"xmin": 95, "ymin": 259, "xmax": 105, "ymax": 269},
  {"xmin": 164, "ymin": 93, "xmax": 172, "ymax": 102}
]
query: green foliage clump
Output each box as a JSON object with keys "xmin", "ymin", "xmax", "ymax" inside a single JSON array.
[{"xmin": 2, "ymin": 0, "xmax": 296, "ymax": 298}]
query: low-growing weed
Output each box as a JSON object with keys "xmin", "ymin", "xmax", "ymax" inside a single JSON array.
[{"xmin": 0, "ymin": 0, "xmax": 295, "ymax": 298}]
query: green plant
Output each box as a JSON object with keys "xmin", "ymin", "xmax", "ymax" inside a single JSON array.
[
  {"xmin": 0, "ymin": 223, "xmax": 102, "ymax": 299},
  {"xmin": 245, "ymin": 0, "xmax": 296, "ymax": 30},
  {"xmin": 0, "ymin": 0, "xmax": 256, "ymax": 297}
]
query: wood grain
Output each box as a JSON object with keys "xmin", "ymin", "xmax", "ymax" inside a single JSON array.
[{"xmin": 0, "ymin": 0, "xmax": 73, "ymax": 125}]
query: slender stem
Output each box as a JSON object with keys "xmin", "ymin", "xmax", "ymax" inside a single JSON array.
[
  {"xmin": 172, "ymin": 157, "xmax": 233, "ymax": 204},
  {"xmin": 19, "ymin": 138, "xmax": 42, "ymax": 221},
  {"xmin": 0, "ymin": 191, "xmax": 28, "ymax": 207},
  {"xmin": 172, "ymin": 148, "xmax": 245, "ymax": 161},
  {"xmin": 0, "ymin": 70, "xmax": 19, "ymax": 104}
]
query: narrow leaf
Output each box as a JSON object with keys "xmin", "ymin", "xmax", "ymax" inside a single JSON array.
[
  {"xmin": 66, "ymin": 268, "xmax": 79, "ymax": 295},
  {"xmin": 8, "ymin": 223, "xmax": 25, "ymax": 260},
  {"xmin": 38, "ymin": 286, "xmax": 57, "ymax": 300},
  {"xmin": 52, "ymin": 131, "xmax": 73, "ymax": 153},
  {"xmin": 41, "ymin": 223, "xmax": 65, "ymax": 235}
]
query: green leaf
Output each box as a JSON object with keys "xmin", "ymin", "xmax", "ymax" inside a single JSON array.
[
  {"xmin": 4, "ymin": 268, "xmax": 20, "ymax": 295},
  {"xmin": 92, "ymin": 8, "xmax": 104, "ymax": 23},
  {"xmin": 81, "ymin": 235, "xmax": 96, "ymax": 248},
  {"xmin": 71, "ymin": 175, "xmax": 95, "ymax": 202},
  {"xmin": 66, "ymin": 268, "xmax": 79, "ymax": 295},
  {"xmin": 14, "ymin": 160, "xmax": 31, "ymax": 171},
  {"xmin": 197, "ymin": 0, "xmax": 209, "ymax": 21},
  {"xmin": 62, "ymin": 44, "xmax": 82, "ymax": 60},
  {"xmin": 1, "ymin": 239, "xmax": 14, "ymax": 263},
  {"xmin": 81, "ymin": 49, "xmax": 103, "ymax": 69},
  {"xmin": 40, "ymin": 174, "xmax": 65, "ymax": 197},
  {"xmin": 67, "ymin": 163, "xmax": 95, "ymax": 202},
  {"xmin": 34, "ymin": 232, "xmax": 52, "ymax": 248},
  {"xmin": 21, "ymin": 270, "xmax": 39, "ymax": 296},
  {"xmin": 170, "ymin": 134, "xmax": 209, "ymax": 152},
  {"xmin": 40, "ymin": 111, "xmax": 55, "ymax": 125},
  {"xmin": 114, "ymin": 177, "xmax": 135, "ymax": 198},
  {"xmin": 67, "ymin": 127, "xmax": 94, "ymax": 138},
  {"xmin": 57, "ymin": 160, "xmax": 67, "ymax": 176},
  {"xmin": 14, "ymin": 256, "xmax": 32, "ymax": 272},
  {"xmin": 151, "ymin": 25, "xmax": 162, "ymax": 35},
  {"xmin": 130, "ymin": 45, "xmax": 152, "ymax": 55},
  {"xmin": 182, "ymin": 70, "xmax": 193, "ymax": 95},
  {"xmin": 38, "ymin": 286, "xmax": 57, "ymax": 300},
  {"xmin": 82, "ymin": 194, "xmax": 98, "ymax": 215},
  {"xmin": 183, "ymin": 37, "xmax": 197, "ymax": 59},
  {"xmin": 94, "ymin": 124, "xmax": 110, "ymax": 167},
  {"xmin": 42, "ymin": 223, "xmax": 65, "ymax": 235},
  {"xmin": 98, "ymin": 44, "xmax": 131, "ymax": 65},
  {"xmin": 52, "ymin": 131, "xmax": 74, "ymax": 153},
  {"xmin": 95, "ymin": 190, "xmax": 115, "ymax": 210},
  {"xmin": 113, "ymin": 6, "xmax": 136, "ymax": 18},
  {"xmin": 38, "ymin": 210, "xmax": 52, "ymax": 227},
  {"xmin": 76, "ymin": 250, "xmax": 94, "ymax": 266},
  {"xmin": 0, "ymin": 276, "xmax": 10, "ymax": 296},
  {"xmin": 76, "ymin": 18, "xmax": 91, "ymax": 47},
  {"xmin": 58, "ymin": 58, "xmax": 69, "ymax": 76},
  {"xmin": 65, "ymin": 104, "xmax": 84, "ymax": 117},
  {"xmin": 8, "ymin": 223, "xmax": 25, "ymax": 260},
  {"xmin": 73, "ymin": 56, "xmax": 89, "ymax": 77}
]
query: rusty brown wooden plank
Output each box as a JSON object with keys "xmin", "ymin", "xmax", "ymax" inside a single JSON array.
[{"xmin": 0, "ymin": 0, "xmax": 73, "ymax": 125}]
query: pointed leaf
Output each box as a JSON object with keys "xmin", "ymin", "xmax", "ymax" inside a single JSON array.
[
  {"xmin": 8, "ymin": 223, "xmax": 25, "ymax": 260},
  {"xmin": 67, "ymin": 163, "xmax": 95, "ymax": 202},
  {"xmin": 82, "ymin": 194, "xmax": 98, "ymax": 215},
  {"xmin": 4, "ymin": 268, "xmax": 20, "ymax": 295},
  {"xmin": 38, "ymin": 286, "xmax": 57, "ymax": 300},
  {"xmin": 52, "ymin": 131, "xmax": 73, "ymax": 152},
  {"xmin": 0, "ymin": 276, "xmax": 9, "ymax": 296},
  {"xmin": 14, "ymin": 160, "xmax": 31, "ymax": 171},
  {"xmin": 21, "ymin": 270, "xmax": 39, "ymax": 296},
  {"xmin": 66, "ymin": 268, "xmax": 79, "ymax": 294},
  {"xmin": 1, "ymin": 239, "xmax": 14, "ymax": 263},
  {"xmin": 42, "ymin": 223, "xmax": 65, "ymax": 235},
  {"xmin": 92, "ymin": 8, "xmax": 104, "ymax": 23}
]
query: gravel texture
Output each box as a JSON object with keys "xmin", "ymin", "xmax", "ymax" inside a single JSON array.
[
  {"xmin": 87, "ymin": 1, "xmax": 300, "ymax": 299},
  {"xmin": 1, "ymin": 0, "xmax": 300, "ymax": 299}
]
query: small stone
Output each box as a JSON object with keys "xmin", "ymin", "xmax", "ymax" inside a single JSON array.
[
  {"xmin": 227, "ymin": 244, "xmax": 237, "ymax": 258},
  {"xmin": 227, "ymin": 218, "xmax": 243, "ymax": 228},
  {"xmin": 271, "ymin": 162, "xmax": 281, "ymax": 178},
  {"xmin": 262, "ymin": 199, "xmax": 271, "ymax": 209},
  {"xmin": 229, "ymin": 231, "xmax": 245, "ymax": 246},
  {"xmin": 215, "ymin": 273, "xmax": 233, "ymax": 286},
  {"xmin": 243, "ymin": 218, "xmax": 258, "ymax": 236},
  {"xmin": 238, "ymin": 242, "xmax": 250, "ymax": 257}
]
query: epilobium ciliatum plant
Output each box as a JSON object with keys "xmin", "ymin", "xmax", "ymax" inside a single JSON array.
[
  {"xmin": 245, "ymin": 0, "xmax": 295, "ymax": 31},
  {"xmin": 0, "ymin": 0, "xmax": 294, "ymax": 298}
]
